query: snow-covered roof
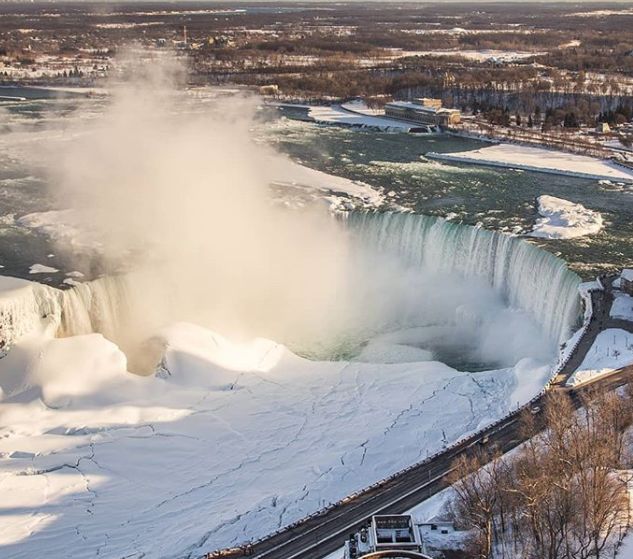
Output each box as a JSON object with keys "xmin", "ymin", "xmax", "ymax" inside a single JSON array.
[{"xmin": 622, "ymin": 269, "xmax": 633, "ymax": 282}]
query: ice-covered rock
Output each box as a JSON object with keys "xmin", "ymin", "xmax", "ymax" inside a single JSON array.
[{"xmin": 530, "ymin": 195, "xmax": 603, "ymax": 240}]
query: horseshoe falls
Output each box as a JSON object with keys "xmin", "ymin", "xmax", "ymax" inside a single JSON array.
[{"xmin": 344, "ymin": 211, "xmax": 582, "ymax": 345}]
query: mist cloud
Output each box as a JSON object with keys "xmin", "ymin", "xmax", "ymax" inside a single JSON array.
[{"xmin": 46, "ymin": 54, "xmax": 553, "ymax": 372}]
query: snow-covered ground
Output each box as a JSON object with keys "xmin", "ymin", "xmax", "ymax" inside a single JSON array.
[
  {"xmin": 619, "ymin": 479, "xmax": 633, "ymax": 558},
  {"xmin": 340, "ymin": 100, "xmax": 384, "ymax": 116},
  {"xmin": 566, "ymin": 329, "xmax": 633, "ymax": 386},
  {"xmin": 570, "ymin": 8, "xmax": 633, "ymax": 17},
  {"xmin": 400, "ymin": 49, "xmax": 545, "ymax": 62},
  {"xmin": 612, "ymin": 293, "xmax": 633, "ymax": 321},
  {"xmin": 529, "ymin": 195, "xmax": 603, "ymax": 240},
  {"xmin": 430, "ymin": 143, "xmax": 633, "ymax": 182},
  {"xmin": 268, "ymin": 156, "xmax": 386, "ymax": 208},
  {"xmin": 307, "ymin": 104, "xmax": 413, "ymax": 131},
  {"xmin": 0, "ymin": 277, "xmax": 554, "ymax": 559}
]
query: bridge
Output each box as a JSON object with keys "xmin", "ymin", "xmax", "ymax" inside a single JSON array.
[{"xmin": 206, "ymin": 276, "xmax": 633, "ymax": 559}]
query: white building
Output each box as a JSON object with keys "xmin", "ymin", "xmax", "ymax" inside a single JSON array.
[{"xmin": 384, "ymin": 98, "xmax": 461, "ymax": 127}]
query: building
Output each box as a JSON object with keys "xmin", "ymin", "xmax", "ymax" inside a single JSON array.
[
  {"xmin": 597, "ymin": 122, "xmax": 611, "ymax": 134},
  {"xmin": 259, "ymin": 84, "xmax": 279, "ymax": 96},
  {"xmin": 345, "ymin": 515, "xmax": 431, "ymax": 559},
  {"xmin": 384, "ymin": 98, "xmax": 461, "ymax": 128},
  {"xmin": 622, "ymin": 269, "xmax": 633, "ymax": 296}
]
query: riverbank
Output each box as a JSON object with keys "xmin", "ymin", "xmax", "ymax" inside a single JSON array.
[{"xmin": 426, "ymin": 144, "xmax": 633, "ymax": 183}]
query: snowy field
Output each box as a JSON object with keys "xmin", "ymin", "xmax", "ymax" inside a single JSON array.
[
  {"xmin": 432, "ymin": 143, "xmax": 633, "ymax": 182},
  {"xmin": 399, "ymin": 49, "xmax": 545, "ymax": 62},
  {"xmin": 567, "ymin": 329, "xmax": 633, "ymax": 386},
  {"xmin": 0, "ymin": 277, "xmax": 554, "ymax": 559},
  {"xmin": 529, "ymin": 195, "xmax": 603, "ymax": 240}
]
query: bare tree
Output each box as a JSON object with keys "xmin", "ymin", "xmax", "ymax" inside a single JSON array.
[{"xmin": 451, "ymin": 386, "xmax": 633, "ymax": 559}]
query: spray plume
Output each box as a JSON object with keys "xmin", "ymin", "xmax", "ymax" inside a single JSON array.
[{"xmin": 45, "ymin": 54, "xmax": 557, "ymax": 373}]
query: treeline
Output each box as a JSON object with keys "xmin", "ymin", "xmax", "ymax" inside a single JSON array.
[
  {"xmin": 399, "ymin": 83, "xmax": 633, "ymax": 124},
  {"xmin": 450, "ymin": 389, "xmax": 633, "ymax": 559},
  {"xmin": 540, "ymin": 48, "xmax": 633, "ymax": 77},
  {"xmin": 480, "ymin": 102, "xmax": 633, "ymax": 129}
]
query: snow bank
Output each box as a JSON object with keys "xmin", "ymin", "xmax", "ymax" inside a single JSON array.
[
  {"xmin": 270, "ymin": 156, "xmax": 385, "ymax": 207},
  {"xmin": 611, "ymin": 293, "xmax": 633, "ymax": 321},
  {"xmin": 567, "ymin": 329, "xmax": 633, "ymax": 386},
  {"xmin": 157, "ymin": 322, "xmax": 292, "ymax": 387},
  {"xmin": 529, "ymin": 195, "xmax": 603, "ymax": 240},
  {"xmin": 428, "ymin": 143, "xmax": 633, "ymax": 182},
  {"xmin": 0, "ymin": 319, "xmax": 550, "ymax": 559},
  {"xmin": 29, "ymin": 264, "xmax": 59, "ymax": 274},
  {"xmin": 28, "ymin": 334, "xmax": 131, "ymax": 408},
  {"xmin": 340, "ymin": 99, "xmax": 383, "ymax": 116}
]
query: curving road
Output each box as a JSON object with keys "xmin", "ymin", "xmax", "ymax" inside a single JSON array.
[{"xmin": 206, "ymin": 285, "xmax": 633, "ymax": 559}]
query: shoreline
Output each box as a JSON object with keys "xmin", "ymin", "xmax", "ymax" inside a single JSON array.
[{"xmin": 425, "ymin": 150, "xmax": 633, "ymax": 183}]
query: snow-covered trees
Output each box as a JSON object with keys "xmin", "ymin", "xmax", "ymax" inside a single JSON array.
[{"xmin": 451, "ymin": 388, "xmax": 633, "ymax": 559}]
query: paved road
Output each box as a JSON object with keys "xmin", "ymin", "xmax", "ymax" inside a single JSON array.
[
  {"xmin": 207, "ymin": 285, "xmax": 633, "ymax": 559},
  {"xmin": 207, "ymin": 371, "xmax": 633, "ymax": 559},
  {"xmin": 550, "ymin": 287, "xmax": 611, "ymax": 386}
]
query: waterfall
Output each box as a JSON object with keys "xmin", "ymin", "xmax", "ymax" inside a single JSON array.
[
  {"xmin": 57, "ymin": 275, "xmax": 133, "ymax": 341},
  {"xmin": 344, "ymin": 211, "xmax": 581, "ymax": 345},
  {"xmin": 0, "ymin": 275, "xmax": 137, "ymax": 352},
  {"xmin": 0, "ymin": 279, "xmax": 60, "ymax": 349},
  {"xmin": 0, "ymin": 211, "xmax": 580, "ymax": 363}
]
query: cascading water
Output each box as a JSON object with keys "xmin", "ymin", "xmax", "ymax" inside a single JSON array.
[
  {"xmin": 55, "ymin": 273, "xmax": 171, "ymax": 373},
  {"xmin": 344, "ymin": 211, "xmax": 582, "ymax": 345},
  {"xmin": 57, "ymin": 275, "xmax": 132, "ymax": 341},
  {"xmin": 8, "ymin": 210, "xmax": 580, "ymax": 372}
]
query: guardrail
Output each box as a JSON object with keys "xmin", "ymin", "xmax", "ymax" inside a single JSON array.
[{"xmin": 208, "ymin": 285, "xmax": 604, "ymax": 557}]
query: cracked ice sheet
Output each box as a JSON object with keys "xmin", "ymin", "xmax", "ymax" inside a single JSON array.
[{"xmin": 0, "ymin": 322, "xmax": 551, "ymax": 559}]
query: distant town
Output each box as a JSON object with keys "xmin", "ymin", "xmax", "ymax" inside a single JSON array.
[{"xmin": 1, "ymin": 1, "xmax": 633, "ymax": 163}]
